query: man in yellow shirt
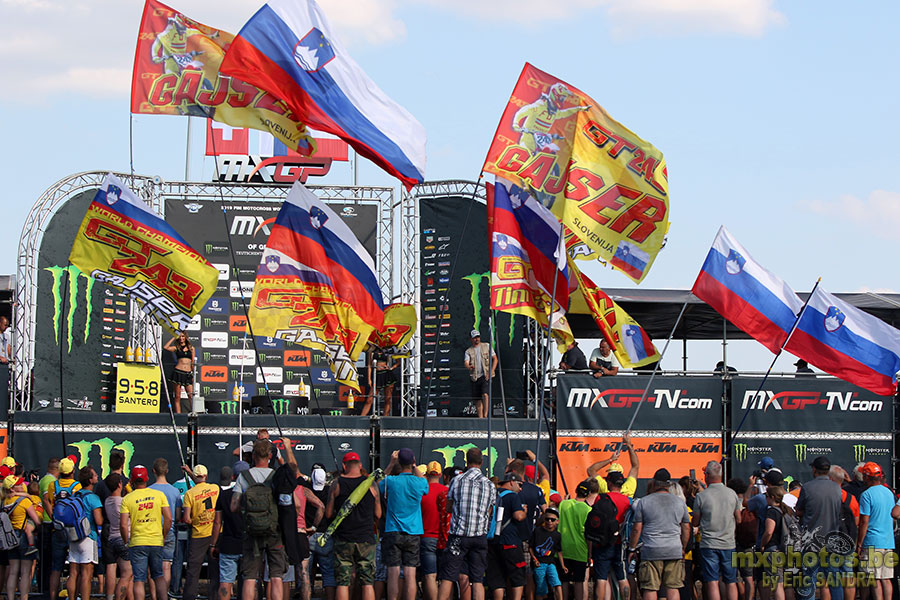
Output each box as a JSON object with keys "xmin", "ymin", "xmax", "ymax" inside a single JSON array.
[
  {"xmin": 587, "ymin": 433, "xmax": 640, "ymax": 498},
  {"xmin": 45, "ymin": 457, "xmax": 82, "ymax": 600},
  {"xmin": 121, "ymin": 465, "xmax": 172, "ymax": 600},
  {"xmin": 181, "ymin": 464, "xmax": 220, "ymax": 600}
]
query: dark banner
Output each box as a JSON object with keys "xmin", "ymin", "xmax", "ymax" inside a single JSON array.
[
  {"xmin": 556, "ymin": 374, "xmax": 724, "ymax": 431},
  {"xmin": 379, "ymin": 417, "xmax": 550, "ymax": 479},
  {"xmin": 419, "ymin": 196, "xmax": 524, "ymax": 417},
  {"xmin": 730, "ymin": 376, "xmax": 892, "ymax": 433},
  {"xmin": 729, "ymin": 435, "xmax": 892, "ymax": 482}
]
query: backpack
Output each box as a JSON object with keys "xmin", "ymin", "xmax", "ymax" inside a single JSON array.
[
  {"xmin": 241, "ymin": 470, "xmax": 278, "ymax": 538},
  {"xmin": 0, "ymin": 499, "xmax": 23, "ymax": 551},
  {"xmin": 838, "ymin": 491, "xmax": 858, "ymax": 544},
  {"xmin": 773, "ymin": 506, "xmax": 797, "ymax": 550},
  {"xmin": 735, "ymin": 507, "xmax": 759, "ymax": 548},
  {"xmin": 584, "ymin": 493, "xmax": 620, "ymax": 547},
  {"xmin": 52, "ymin": 487, "xmax": 92, "ymax": 542},
  {"xmin": 487, "ymin": 489, "xmax": 514, "ymax": 541}
]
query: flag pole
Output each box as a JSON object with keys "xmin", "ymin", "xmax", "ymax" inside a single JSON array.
[
  {"xmin": 624, "ymin": 301, "xmax": 689, "ymax": 435},
  {"xmin": 724, "ymin": 278, "xmax": 822, "ymax": 460},
  {"xmin": 487, "ymin": 311, "xmax": 495, "ymax": 477},
  {"xmin": 492, "ymin": 310, "xmax": 513, "ymax": 458},
  {"xmin": 58, "ymin": 266, "xmax": 69, "ymax": 456},
  {"xmin": 149, "ymin": 326, "xmax": 188, "ymax": 468}
]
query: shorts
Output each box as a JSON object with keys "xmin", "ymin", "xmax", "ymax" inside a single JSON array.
[
  {"xmin": 563, "ymin": 559, "xmax": 587, "ymax": 583},
  {"xmin": 861, "ymin": 548, "xmax": 894, "ymax": 579},
  {"xmin": 699, "ymin": 548, "xmax": 737, "ymax": 584},
  {"xmin": 264, "ymin": 558, "xmax": 295, "ymax": 583},
  {"xmin": 534, "ymin": 563, "xmax": 562, "ymax": 595},
  {"xmin": 7, "ymin": 530, "xmax": 31, "ymax": 561},
  {"xmin": 471, "ymin": 376, "xmax": 489, "ymax": 399},
  {"xmin": 592, "ymin": 544, "xmax": 625, "ymax": 582},
  {"xmin": 108, "ymin": 537, "xmax": 129, "ymax": 562},
  {"xmin": 69, "ymin": 537, "xmax": 99, "ymax": 565},
  {"xmin": 219, "ymin": 553, "xmax": 241, "ymax": 584},
  {"xmin": 334, "ymin": 540, "xmax": 376, "ymax": 587},
  {"xmin": 736, "ymin": 545, "xmax": 754, "ymax": 579},
  {"xmin": 440, "ymin": 535, "xmax": 488, "ymax": 584},
  {"xmin": 420, "ymin": 537, "xmax": 438, "ymax": 575},
  {"xmin": 375, "ymin": 369, "xmax": 396, "ymax": 390},
  {"xmin": 485, "ymin": 543, "xmax": 528, "ymax": 589},
  {"xmin": 51, "ymin": 528, "xmax": 69, "ymax": 571},
  {"xmin": 241, "ymin": 533, "xmax": 288, "ymax": 581},
  {"xmin": 638, "ymin": 559, "xmax": 685, "ymax": 591},
  {"xmin": 385, "ymin": 532, "xmax": 421, "ymax": 568},
  {"xmin": 308, "ymin": 532, "xmax": 336, "ymax": 588},
  {"xmin": 375, "ymin": 539, "xmax": 387, "ymax": 582},
  {"xmin": 171, "ymin": 368, "xmax": 193, "ymax": 386},
  {"xmin": 130, "ymin": 545, "xmax": 164, "ymax": 583},
  {"xmin": 283, "ymin": 529, "xmax": 310, "ymax": 565},
  {"xmin": 162, "ymin": 529, "xmax": 176, "ymax": 562}
]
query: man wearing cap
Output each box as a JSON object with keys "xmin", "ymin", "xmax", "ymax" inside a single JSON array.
[
  {"xmin": 558, "ymin": 480, "xmax": 594, "ymax": 600},
  {"xmin": 590, "ymin": 470, "xmax": 631, "ymax": 600},
  {"xmin": 506, "ymin": 458, "xmax": 547, "ymax": 600},
  {"xmin": 464, "ymin": 330, "xmax": 497, "ymax": 419},
  {"xmin": 380, "ymin": 448, "xmax": 429, "ymax": 600},
  {"xmin": 486, "ymin": 473, "xmax": 528, "ymax": 600},
  {"xmin": 46, "ymin": 456, "xmax": 81, "ymax": 600},
  {"xmin": 421, "ymin": 461, "xmax": 448, "ymax": 600},
  {"xmin": 327, "ymin": 450, "xmax": 382, "ymax": 600},
  {"xmin": 181, "ymin": 464, "xmax": 220, "ymax": 600},
  {"xmin": 37, "ymin": 457, "xmax": 59, "ymax": 594},
  {"xmin": 627, "ymin": 469, "xmax": 691, "ymax": 600},
  {"xmin": 120, "ymin": 465, "xmax": 172, "ymax": 600},
  {"xmin": 438, "ymin": 448, "xmax": 497, "ymax": 600},
  {"xmin": 212, "ymin": 462, "xmax": 248, "ymax": 600},
  {"xmin": 587, "ymin": 433, "xmax": 640, "ymax": 498},
  {"xmin": 67, "ymin": 466, "xmax": 104, "ymax": 600},
  {"xmin": 307, "ymin": 463, "xmax": 336, "ymax": 600},
  {"xmin": 795, "ymin": 457, "xmax": 842, "ymax": 600},
  {"xmin": 857, "ymin": 462, "xmax": 894, "ymax": 600},
  {"xmin": 794, "ymin": 359, "xmax": 815, "ymax": 377},
  {"xmin": 691, "ymin": 461, "xmax": 742, "ymax": 600}
]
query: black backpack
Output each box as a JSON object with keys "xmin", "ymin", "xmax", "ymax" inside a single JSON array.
[
  {"xmin": 584, "ymin": 493, "xmax": 620, "ymax": 547},
  {"xmin": 838, "ymin": 491, "xmax": 858, "ymax": 544}
]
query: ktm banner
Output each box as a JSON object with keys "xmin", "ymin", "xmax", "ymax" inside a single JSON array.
[
  {"xmin": 557, "ymin": 435, "xmax": 722, "ymax": 497},
  {"xmin": 730, "ymin": 436, "xmax": 891, "ymax": 482},
  {"xmin": 131, "ymin": 0, "xmax": 315, "ymax": 154},
  {"xmin": 484, "ymin": 63, "xmax": 669, "ymax": 283}
]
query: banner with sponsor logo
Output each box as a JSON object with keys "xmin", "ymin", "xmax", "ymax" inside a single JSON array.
[
  {"xmin": 729, "ymin": 435, "xmax": 892, "ymax": 482},
  {"xmin": 556, "ymin": 374, "xmax": 723, "ymax": 431},
  {"xmin": 730, "ymin": 377, "xmax": 892, "ymax": 433},
  {"xmin": 419, "ymin": 196, "xmax": 525, "ymax": 417}
]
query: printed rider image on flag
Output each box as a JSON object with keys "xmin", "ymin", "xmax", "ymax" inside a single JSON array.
[{"xmin": 220, "ymin": 0, "xmax": 426, "ymax": 189}]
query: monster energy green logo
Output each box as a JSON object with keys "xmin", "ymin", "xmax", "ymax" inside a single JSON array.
[
  {"xmin": 271, "ymin": 397, "xmax": 290, "ymax": 415},
  {"xmin": 231, "ymin": 335, "xmax": 241, "ymax": 346},
  {"xmin": 230, "ymin": 369, "xmax": 240, "ymax": 379},
  {"xmin": 434, "ymin": 443, "xmax": 501, "ymax": 477},
  {"xmin": 202, "ymin": 385, "xmax": 213, "ymax": 396},
  {"xmin": 68, "ymin": 437, "xmax": 134, "ymax": 479},
  {"xmin": 854, "ymin": 444, "xmax": 866, "ymax": 462},
  {"xmin": 45, "ymin": 265, "xmax": 94, "ymax": 352},
  {"xmin": 203, "ymin": 352, "xmax": 212, "ymax": 362},
  {"xmin": 231, "ymin": 301, "xmax": 240, "ymax": 312},
  {"xmin": 219, "ymin": 400, "xmax": 238, "ymax": 415},
  {"xmin": 734, "ymin": 443, "xmax": 747, "ymax": 462},
  {"xmin": 462, "ymin": 272, "xmax": 515, "ymax": 345},
  {"xmin": 286, "ymin": 371, "xmax": 299, "ymax": 382},
  {"xmin": 795, "ymin": 444, "xmax": 808, "ymax": 462},
  {"xmin": 204, "ymin": 317, "xmax": 212, "ymax": 327}
]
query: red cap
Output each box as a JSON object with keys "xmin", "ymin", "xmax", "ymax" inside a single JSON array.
[
  {"xmin": 549, "ymin": 493, "xmax": 563, "ymax": 505},
  {"xmin": 525, "ymin": 465, "xmax": 536, "ymax": 480},
  {"xmin": 860, "ymin": 462, "xmax": 883, "ymax": 478},
  {"xmin": 0, "ymin": 466, "xmax": 12, "ymax": 479},
  {"xmin": 66, "ymin": 454, "xmax": 78, "ymax": 465},
  {"xmin": 130, "ymin": 465, "xmax": 150, "ymax": 483},
  {"xmin": 342, "ymin": 451, "xmax": 361, "ymax": 463}
]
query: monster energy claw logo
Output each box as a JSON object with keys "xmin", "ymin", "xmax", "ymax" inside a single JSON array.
[
  {"xmin": 434, "ymin": 443, "xmax": 501, "ymax": 476},
  {"xmin": 795, "ymin": 444, "xmax": 808, "ymax": 462},
  {"xmin": 205, "ymin": 243, "xmax": 214, "ymax": 254},
  {"xmin": 230, "ymin": 369, "xmax": 240, "ymax": 379},
  {"xmin": 219, "ymin": 400, "xmax": 238, "ymax": 415},
  {"xmin": 462, "ymin": 272, "xmax": 516, "ymax": 345},
  {"xmin": 45, "ymin": 265, "xmax": 94, "ymax": 352},
  {"xmin": 68, "ymin": 437, "xmax": 134, "ymax": 479},
  {"xmin": 734, "ymin": 443, "xmax": 747, "ymax": 462},
  {"xmin": 271, "ymin": 397, "xmax": 290, "ymax": 415},
  {"xmin": 853, "ymin": 444, "xmax": 866, "ymax": 462}
]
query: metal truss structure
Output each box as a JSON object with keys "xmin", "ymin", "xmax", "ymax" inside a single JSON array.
[{"xmin": 14, "ymin": 171, "xmax": 400, "ymax": 411}]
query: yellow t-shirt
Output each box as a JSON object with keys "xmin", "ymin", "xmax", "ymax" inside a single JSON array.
[
  {"xmin": 121, "ymin": 487, "xmax": 169, "ymax": 547},
  {"xmin": 183, "ymin": 482, "xmax": 220, "ymax": 538},
  {"xmin": 4, "ymin": 496, "xmax": 33, "ymax": 530},
  {"xmin": 537, "ymin": 479, "xmax": 552, "ymax": 503},
  {"xmin": 595, "ymin": 475, "xmax": 637, "ymax": 498}
]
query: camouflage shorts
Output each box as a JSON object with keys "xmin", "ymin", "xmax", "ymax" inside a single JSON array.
[{"xmin": 334, "ymin": 540, "xmax": 376, "ymax": 587}]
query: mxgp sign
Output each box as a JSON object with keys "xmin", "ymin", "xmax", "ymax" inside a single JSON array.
[{"xmin": 566, "ymin": 388, "xmax": 713, "ymax": 410}]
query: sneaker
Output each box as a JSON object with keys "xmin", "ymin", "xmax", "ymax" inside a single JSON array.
[{"xmin": 24, "ymin": 546, "xmax": 37, "ymax": 558}]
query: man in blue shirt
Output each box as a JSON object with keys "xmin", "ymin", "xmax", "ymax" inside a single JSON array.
[
  {"xmin": 857, "ymin": 462, "xmax": 895, "ymax": 600},
  {"xmin": 68, "ymin": 466, "xmax": 104, "ymax": 600},
  {"xmin": 380, "ymin": 448, "xmax": 429, "ymax": 600}
]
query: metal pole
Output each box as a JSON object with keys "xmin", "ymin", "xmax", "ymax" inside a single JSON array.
[
  {"xmin": 492, "ymin": 311, "xmax": 512, "ymax": 458},
  {"xmin": 185, "ymin": 117, "xmax": 193, "ymax": 180},
  {"xmin": 487, "ymin": 311, "xmax": 494, "ymax": 477}
]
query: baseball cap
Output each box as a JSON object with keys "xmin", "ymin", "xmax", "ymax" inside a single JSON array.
[
  {"xmin": 764, "ymin": 470, "xmax": 784, "ymax": 487},
  {"xmin": 502, "ymin": 472, "xmax": 523, "ymax": 483},
  {"xmin": 470, "ymin": 329, "xmax": 480, "ymax": 338},
  {"xmin": 130, "ymin": 465, "xmax": 150, "ymax": 483},
  {"xmin": 575, "ymin": 481, "xmax": 591, "ymax": 497},
  {"xmin": 397, "ymin": 448, "xmax": 415, "ymax": 466},
  {"xmin": 233, "ymin": 461, "xmax": 251, "ymax": 478},
  {"xmin": 343, "ymin": 451, "xmax": 361, "ymax": 463},
  {"xmin": 606, "ymin": 471, "xmax": 626, "ymax": 486},
  {"xmin": 0, "ymin": 466, "xmax": 11, "ymax": 479},
  {"xmin": 810, "ymin": 456, "xmax": 831, "ymax": 471},
  {"xmin": 311, "ymin": 464, "xmax": 327, "ymax": 491},
  {"xmin": 757, "ymin": 457, "xmax": 775, "ymax": 470},
  {"xmin": 794, "ymin": 359, "xmax": 808, "ymax": 367},
  {"xmin": 415, "ymin": 464, "xmax": 427, "ymax": 476},
  {"xmin": 525, "ymin": 465, "xmax": 536, "ymax": 480},
  {"xmin": 608, "ymin": 462, "xmax": 624, "ymax": 473},
  {"xmin": 860, "ymin": 462, "xmax": 883, "ymax": 478},
  {"xmin": 549, "ymin": 492, "xmax": 563, "ymax": 505},
  {"xmin": 1, "ymin": 457, "xmax": 15, "ymax": 469},
  {"xmin": 427, "ymin": 461, "xmax": 443, "ymax": 476},
  {"xmin": 193, "ymin": 464, "xmax": 208, "ymax": 478},
  {"xmin": 2, "ymin": 475, "xmax": 22, "ymax": 489},
  {"xmin": 653, "ymin": 468, "xmax": 671, "ymax": 482},
  {"xmin": 59, "ymin": 458, "xmax": 76, "ymax": 475}
]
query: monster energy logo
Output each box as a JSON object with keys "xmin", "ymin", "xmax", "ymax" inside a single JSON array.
[
  {"xmin": 462, "ymin": 271, "xmax": 515, "ymax": 345},
  {"xmin": 205, "ymin": 243, "xmax": 214, "ymax": 254},
  {"xmin": 204, "ymin": 317, "xmax": 212, "ymax": 327},
  {"xmin": 795, "ymin": 444, "xmax": 808, "ymax": 462},
  {"xmin": 231, "ymin": 301, "xmax": 241, "ymax": 312},
  {"xmin": 231, "ymin": 335, "xmax": 241, "ymax": 346},
  {"xmin": 434, "ymin": 443, "xmax": 501, "ymax": 477},
  {"xmin": 45, "ymin": 265, "xmax": 94, "ymax": 352},
  {"xmin": 854, "ymin": 444, "xmax": 866, "ymax": 462},
  {"xmin": 286, "ymin": 371, "xmax": 299, "ymax": 382},
  {"xmin": 203, "ymin": 352, "xmax": 212, "ymax": 362},
  {"xmin": 202, "ymin": 385, "xmax": 212, "ymax": 396},
  {"xmin": 219, "ymin": 400, "xmax": 238, "ymax": 415},
  {"xmin": 68, "ymin": 437, "xmax": 133, "ymax": 479},
  {"xmin": 734, "ymin": 443, "xmax": 747, "ymax": 462},
  {"xmin": 230, "ymin": 369, "xmax": 240, "ymax": 379},
  {"xmin": 271, "ymin": 397, "xmax": 290, "ymax": 415}
]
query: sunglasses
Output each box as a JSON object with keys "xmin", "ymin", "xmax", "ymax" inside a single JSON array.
[{"xmin": 544, "ymin": 517, "xmax": 558, "ymax": 522}]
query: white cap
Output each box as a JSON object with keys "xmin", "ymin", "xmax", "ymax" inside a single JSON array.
[{"xmin": 470, "ymin": 329, "xmax": 480, "ymax": 338}]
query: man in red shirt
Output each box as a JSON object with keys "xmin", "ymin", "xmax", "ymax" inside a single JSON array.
[
  {"xmin": 421, "ymin": 461, "xmax": 449, "ymax": 600},
  {"xmin": 591, "ymin": 471, "xmax": 631, "ymax": 600}
]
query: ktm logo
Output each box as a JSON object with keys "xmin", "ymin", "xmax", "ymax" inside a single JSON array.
[
  {"xmin": 229, "ymin": 316, "xmax": 248, "ymax": 332},
  {"xmin": 201, "ymin": 367, "xmax": 228, "ymax": 382},
  {"xmin": 284, "ymin": 350, "xmax": 311, "ymax": 367}
]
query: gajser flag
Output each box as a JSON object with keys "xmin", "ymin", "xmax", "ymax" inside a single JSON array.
[
  {"xmin": 484, "ymin": 63, "xmax": 669, "ymax": 283},
  {"xmin": 569, "ymin": 262, "xmax": 659, "ymax": 368},
  {"xmin": 488, "ymin": 178, "xmax": 572, "ymax": 350},
  {"xmin": 69, "ymin": 173, "xmax": 218, "ymax": 332},
  {"xmin": 220, "ymin": 0, "xmax": 426, "ymax": 190},
  {"xmin": 132, "ymin": 0, "xmax": 316, "ymax": 155},
  {"xmin": 785, "ymin": 287, "xmax": 900, "ymax": 396},
  {"xmin": 370, "ymin": 304, "xmax": 417, "ymax": 350},
  {"xmin": 248, "ymin": 182, "xmax": 385, "ymax": 389}
]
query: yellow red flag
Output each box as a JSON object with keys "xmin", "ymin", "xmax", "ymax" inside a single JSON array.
[{"xmin": 370, "ymin": 304, "xmax": 417, "ymax": 349}]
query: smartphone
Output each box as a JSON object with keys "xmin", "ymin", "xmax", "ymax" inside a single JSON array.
[{"xmin": 690, "ymin": 469, "xmax": 696, "ymax": 481}]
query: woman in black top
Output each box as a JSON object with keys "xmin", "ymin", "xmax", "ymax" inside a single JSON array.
[
  {"xmin": 760, "ymin": 486, "xmax": 793, "ymax": 599},
  {"xmin": 163, "ymin": 331, "xmax": 194, "ymax": 413}
]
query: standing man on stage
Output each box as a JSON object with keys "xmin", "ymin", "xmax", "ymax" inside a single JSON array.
[{"xmin": 464, "ymin": 330, "xmax": 497, "ymax": 419}]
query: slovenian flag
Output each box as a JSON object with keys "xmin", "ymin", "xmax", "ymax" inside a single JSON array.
[{"xmin": 220, "ymin": 0, "xmax": 425, "ymax": 189}]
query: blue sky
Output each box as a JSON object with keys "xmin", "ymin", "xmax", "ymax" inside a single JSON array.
[{"xmin": 2, "ymin": 0, "xmax": 897, "ymax": 372}]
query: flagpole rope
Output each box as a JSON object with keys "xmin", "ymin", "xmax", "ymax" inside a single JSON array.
[
  {"xmin": 487, "ymin": 311, "xmax": 494, "ymax": 477},
  {"xmin": 149, "ymin": 325, "xmax": 188, "ymax": 468},
  {"xmin": 418, "ymin": 173, "xmax": 483, "ymax": 459},
  {"xmin": 492, "ymin": 310, "xmax": 513, "ymax": 458},
  {"xmin": 129, "ymin": 113, "xmax": 135, "ymax": 178}
]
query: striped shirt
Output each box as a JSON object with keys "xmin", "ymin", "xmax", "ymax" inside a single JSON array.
[{"xmin": 448, "ymin": 467, "xmax": 496, "ymax": 537}]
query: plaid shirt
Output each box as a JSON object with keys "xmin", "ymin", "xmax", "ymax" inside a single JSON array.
[{"xmin": 448, "ymin": 467, "xmax": 496, "ymax": 537}]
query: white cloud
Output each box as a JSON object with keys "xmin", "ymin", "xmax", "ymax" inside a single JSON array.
[{"xmin": 804, "ymin": 190, "xmax": 900, "ymax": 240}]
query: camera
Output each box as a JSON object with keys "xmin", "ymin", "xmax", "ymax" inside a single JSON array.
[{"xmin": 516, "ymin": 451, "xmax": 530, "ymax": 460}]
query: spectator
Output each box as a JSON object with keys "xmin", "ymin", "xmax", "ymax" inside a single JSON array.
[
  {"xmin": 289, "ymin": 457, "xmax": 324, "ymax": 600},
  {"xmin": 327, "ymin": 451, "xmax": 381, "ymax": 600},
  {"xmin": 590, "ymin": 471, "xmax": 631, "ymax": 600},
  {"xmin": 421, "ymin": 461, "xmax": 448, "ymax": 600},
  {"xmin": 857, "ymin": 463, "xmax": 894, "ymax": 600},
  {"xmin": 558, "ymin": 341, "xmax": 587, "ymax": 371},
  {"xmin": 438, "ymin": 448, "xmax": 497, "ymax": 600},
  {"xmin": 149, "ymin": 458, "xmax": 182, "ymax": 595},
  {"xmin": 846, "ymin": 464, "xmax": 866, "ymax": 500},
  {"xmin": 380, "ymin": 448, "xmax": 428, "ymax": 600},
  {"xmin": 692, "ymin": 462, "xmax": 741, "ymax": 600},
  {"xmin": 558, "ymin": 481, "xmax": 592, "ymax": 600},
  {"xmin": 727, "ymin": 478, "xmax": 756, "ymax": 600},
  {"xmin": 589, "ymin": 339, "xmax": 619, "ymax": 378},
  {"xmin": 67, "ymin": 466, "xmax": 103, "ymax": 600},
  {"xmin": 530, "ymin": 508, "xmax": 566, "ymax": 600},
  {"xmin": 486, "ymin": 473, "xmax": 527, "ymax": 600},
  {"xmin": 232, "ymin": 429, "xmax": 285, "ymax": 467},
  {"xmin": 121, "ymin": 465, "xmax": 172, "ymax": 600},
  {"xmin": 587, "ymin": 433, "xmax": 639, "ymax": 497},
  {"xmin": 758, "ymin": 487, "xmax": 794, "ymax": 600},
  {"xmin": 795, "ymin": 457, "xmax": 842, "ymax": 600},
  {"xmin": 46, "ymin": 456, "xmax": 81, "ymax": 600},
  {"xmin": 103, "ymin": 473, "xmax": 132, "ymax": 600},
  {"xmin": 793, "ymin": 359, "xmax": 815, "ymax": 377},
  {"xmin": 464, "ymin": 330, "xmax": 497, "ymax": 419},
  {"xmin": 627, "ymin": 469, "xmax": 691, "ymax": 600},
  {"xmin": 212, "ymin": 462, "xmax": 247, "ymax": 600},
  {"xmin": 181, "ymin": 464, "xmax": 220, "ymax": 600},
  {"xmin": 3, "ymin": 474, "xmax": 41, "ymax": 600},
  {"xmin": 307, "ymin": 463, "xmax": 336, "ymax": 600},
  {"xmin": 507, "ymin": 458, "xmax": 547, "ymax": 600},
  {"xmin": 94, "ymin": 450, "xmax": 129, "ymax": 600},
  {"xmin": 37, "ymin": 457, "xmax": 59, "ymax": 593},
  {"xmin": 0, "ymin": 316, "xmax": 11, "ymax": 364}
]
